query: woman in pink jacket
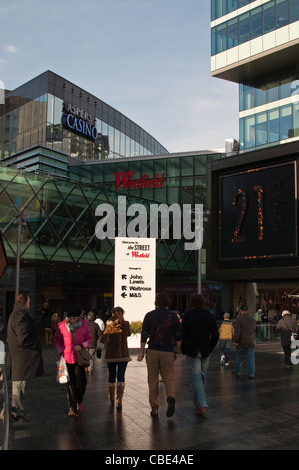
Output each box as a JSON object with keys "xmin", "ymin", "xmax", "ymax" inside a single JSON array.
[{"xmin": 53, "ymin": 306, "xmax": 92, "ymax": 417}]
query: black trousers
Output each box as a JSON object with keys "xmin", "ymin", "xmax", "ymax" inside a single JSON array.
[
  {"xmin": 66, "ymin": 363, "xmax": 87, "ymax": 410},
  {"xmin": 283, "ymin": 345, "xmax": 292, "ymax": 366}
]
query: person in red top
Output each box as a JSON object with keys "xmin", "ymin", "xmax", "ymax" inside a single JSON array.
[{"xmin": 53, "ymin": 305, "xmax": 92, "ymax": 417}]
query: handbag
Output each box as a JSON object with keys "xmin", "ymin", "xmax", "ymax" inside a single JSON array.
[
  {"xmin": 71, "ymin": 332, "xmax": 92, "ymax": 367},
  {"xmin": 57, "ymin": 355, "xmax": 69, "ymax": 384}
]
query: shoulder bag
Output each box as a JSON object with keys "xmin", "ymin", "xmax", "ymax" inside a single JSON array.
[{"xmin": 71, "ymin": 331, "xmax": 92, "ymax": 367}]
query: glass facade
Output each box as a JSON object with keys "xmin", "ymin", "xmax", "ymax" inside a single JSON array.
[
  {"xmin": 0, "ymin": 151, "xmax": 222, "ymax": 276},
  {"xmin": 211, "ymin": 0, "xmax": 299, "ymax": 55},
  {"xmin": 239, "ymin": 65, "xmax": 299, "ymax": 149},
  {"xmin": 0, "ymin": 71, "xmax": 168, "ymax": 162}
]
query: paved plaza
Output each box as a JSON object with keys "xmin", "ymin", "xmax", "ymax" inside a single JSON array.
[{"xmin": 7, "ymin": 340, "xmax": 299, "ymax": 452}]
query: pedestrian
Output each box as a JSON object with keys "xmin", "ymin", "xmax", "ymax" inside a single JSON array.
[
  {"xmin": 86, "ymin": 311, "xmax": 102, "ymax": 375},
  {"xmin": 94, "ymin": 313, "xmax": 105, "ymax": 333},
  {"xmin": 275, "ymin": 310, "xmax": 298, "ymax": 368},
  {"xmin": 7, "ymin": 294, "xmax": 44, "ymax": 421},
  {"xmin": 97, "ymin": 306, "xmax": 131, "ymax": 409},
  {"xmin": 51, "ymin": 312, "xmax": 60, "ymax": 341},
  {"xmin": 181, "ymin": 293, "xmax": 219, "ymax": 416},
  {"xmin": 137, "ymin": 292, "xmax": 182, "ymax": 418},
  {"xmin": 233, "ymin": 305, "xmax": 256, "ymax": 379},
  {"xmin": 218, "ymin": 312, "xmax": 234, "ymax": 366},
  {"xmin": 41, "ymin": 300, "xmax": 52, "ymax": 345},
  {"xmin": 53, "ymin": 305, "xmax": 92, "ymax": 417}
]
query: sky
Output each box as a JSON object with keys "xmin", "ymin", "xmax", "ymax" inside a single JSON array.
[{"xmin": 0, "ymin": 0, "xmax": 239, "ymax": 153}]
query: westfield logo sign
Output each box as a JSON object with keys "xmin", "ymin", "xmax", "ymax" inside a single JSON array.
[{"xmin": 114, "ymin": 171, "xmax": 166, "ymax": 190}]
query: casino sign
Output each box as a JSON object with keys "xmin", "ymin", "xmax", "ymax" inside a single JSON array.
[{"xmin": 62, "ymin": 103, "xmax": 98, "ymax": 140}]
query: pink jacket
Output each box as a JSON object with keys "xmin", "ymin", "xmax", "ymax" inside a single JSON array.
[{"xmin": 53, "ymin": 319, "xmax": 92, "ymax": 364}]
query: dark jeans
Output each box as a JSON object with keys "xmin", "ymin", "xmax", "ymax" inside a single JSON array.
[
  {"xmin": 66, "ymin": 363, "xmax": 87, "ymax": 410},
  {"xmin": 283, "ymin": 344, "xmax": 292, "ymax": 366},
  {"xmin": 107, "ymin": 362, "xmax": 128, "ymax": 383}
]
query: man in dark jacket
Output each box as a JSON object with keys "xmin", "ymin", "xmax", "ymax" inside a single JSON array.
[
  {"xmin": 233, "ymin": 304, "xmax": 256, "ymax": 378},
  {"xmin": 7, "ymin": 294, "xmax": 44, "ymax": 420},
  {"xmin": 181, "ymin": 293, "xmax": 219, "ymax": 416}
]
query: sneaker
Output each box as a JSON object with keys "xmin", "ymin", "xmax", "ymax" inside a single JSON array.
[
  {"xmin": 166, "ymin": 396, "xmax": 175, "ymax": 417},
  {"xmin": 220, "ymin": 355, "xmax": 225, "ymax": 365},
  {"xmin": 225, "ymin": 362, "xmax": 229, "ymax": 367}
]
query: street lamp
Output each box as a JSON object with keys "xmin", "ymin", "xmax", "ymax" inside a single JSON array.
[
  {"xmin": 192, "ymin": 209, "xmax": 210, "ymax": 294},
  {"xmin": 12, "ymin": 204, "xmax": 27, "ymax": 298}
]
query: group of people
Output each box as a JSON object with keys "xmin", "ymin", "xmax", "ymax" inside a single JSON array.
[{"xmin": 5, "ymin": 292, "xmax": 299, "ymax": 423}]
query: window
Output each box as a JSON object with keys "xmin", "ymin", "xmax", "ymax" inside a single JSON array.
[
  {"xmin": 263, "ymin": 1, "xmax": 275, "ymax": 34},
  {"xmin": 289, "ymin": 0, "xmax": 299, "ymax": 22},
  {"xmin": 251, "ymin": 7, "xmax": 263, "ymax": 39},
  {"xmin": 239, "ymin": 12, "xmax": 250, "ymax": 44},
  {"xmin": 276, "ymin": 0, "xmax": 289, "ymax": 28},
  {"xmin": 279, "ymin": 78, "xmax": 291, "ymax": 99},
  {"xmin": 280, "ymin": 105, "xmax": 292, "ymax": 140},
  {"xmin": 227, "ymin": 17, "xmax": 239, "ymax": 49},
  {"xmin": 293, "ymin": 102, "xmax": 299, "ymax": 137},
  {"xmin": 244, "ymin": 115, "xmax": 255, "ymax": 148},
  {"xmin": 227, "ymin": 0, "xmax": 238, "ymax": 14},
  {"xmin": 256, "ymin": 112, "xmax": 267, "ymax": 146},
  {"xmin": 216, "ymin": 23, "xmax": 227, "ymax": 54},
  {"xmin": 267, "ymin": 80, "xmax": 279, "ymax": 103},
  {"xmin": 255, "ymin": 84, "xmax": 267, "ymax": 107},
  {"xmin": 243, "ymin": 84, "xmax": 254, "ymax": 110},
  {"xmin": 216, "ymin": 0, "xmax": 226, "ymax": 18},
  {"xmin": 267, "ymin": 109, "xmax": 279, "ymax": 143}
]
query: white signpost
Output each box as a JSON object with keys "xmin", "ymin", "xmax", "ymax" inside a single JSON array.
[{"xmin": 114, "ymin": 237, "xmax": 156, "ymax": 326}]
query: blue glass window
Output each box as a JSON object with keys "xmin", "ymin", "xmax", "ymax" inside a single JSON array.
[
  {"xmin": 244, "ymin": 115, "xmax": 256, "ymax": 148},
  {"xmin": 216, "ymin": 0, "xmax": 227, "ymax": 18},
  {"xmin": 239, "ymin": 84, "xmax": 244, "ymax": 112},
  {"xmin": 216, "ymin": 23, "xmax": 227, "ymax": 53},
  {"xmin": 280, "ymin": 105, "xmax": 292, "ymax": 140},
  {"xmin": 227, "ymin": 0, "xmax": 238, "ymax": 14},
  {"xmin": 243, "ymin": 84, "xmax": 254, "ymax": 110},
  {"xmin": 263, "ymin": 1, "xmax": 275, "ymax": 34},
  {"xmin": 255, "ymin": 85, "xmax": 267, "ymax": 107},
  {"xmin": 276, "ymin": 0, "xmax": 289, "ymax": 28},
  {"xmin": 239, "ymin": 12, "xmax": 250, "ymax": 44},
  {"xmin": 293, "ymin": 102, "xmax": 299, "ymax": 137},
  {"xmin": 251, "ymin": 7, "xmax": 263, "ymax": 39},
  {"xmin": 211, "ymin": 0, "xmax": 216, "ymax": 21},
  {"xmin": 268, "ymin": 109, "xmax": 279, "ymax": 143},
  {"xmin": 267, "ymin": 81, "xmax": 279, "ymax": 102},
  {"xmin": 227, "ymin": 17, "xmax": 239, "ymax": 49},
  {"xmin": 289, "ymin": 0, "xmax": 299, "ymax": 22},
  {"xmin": 211, "ymin": 28, "xmax": 216, "ymax": 56},
  {"xmin": 279, "ymin": 78, "xmax": 291, "ymax": 99},
  {"xmin": 256, "ymin": 112, "xmax": 267, "ymax": 146}
]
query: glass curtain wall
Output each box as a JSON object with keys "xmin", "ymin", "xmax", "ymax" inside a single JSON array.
[
  {"xmin": 0, "ymin": 156, "xmax": 222, "ymax": 273},
  {"xmin": 0, "ymin": 71, "xmax": 168, "ymax": 161},
  {"xmin": 211, "ymin": 0, "xmax": 297, "ymax": 55}
]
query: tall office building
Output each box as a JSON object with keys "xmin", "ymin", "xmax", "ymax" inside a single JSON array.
[{"xmin": 211, "ymin": 0, "xmax": 299, "ymax": 151}]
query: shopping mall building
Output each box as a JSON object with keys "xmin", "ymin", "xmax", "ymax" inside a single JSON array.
[{"xmin": 0, "ymin": 71, "xmax": 222, "ymax": 321}]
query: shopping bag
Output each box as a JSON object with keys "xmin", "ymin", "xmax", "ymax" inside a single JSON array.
[{"xmin": 56, "ymin": 356, "xmax": 69, "ymax": 384}]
